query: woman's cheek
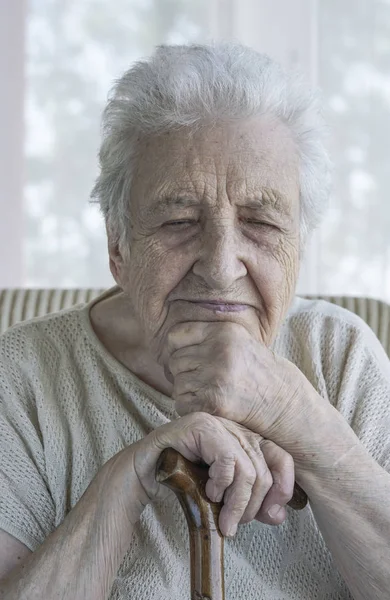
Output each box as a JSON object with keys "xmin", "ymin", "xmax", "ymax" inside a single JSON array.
[{"xmin": 134, "ymin": 247, "xmax": 190, "ymax": 315}]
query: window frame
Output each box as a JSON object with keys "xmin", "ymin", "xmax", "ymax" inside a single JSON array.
[{"xmin": 0, "ymin": 0, "xmax": 25, "ymax": 287}]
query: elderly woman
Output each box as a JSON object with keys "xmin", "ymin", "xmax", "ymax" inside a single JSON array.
[{"xmin": 0, "ymin": 42, "xmax": 389, "ymax": 600}]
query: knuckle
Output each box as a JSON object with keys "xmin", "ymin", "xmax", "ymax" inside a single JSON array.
[
  {"xmin": 201, "ymin": 387, "xmax": 224, "ymax": 415},
  {"xmin": 190, "ymin": 410, "xmax": 214, "ymax": 424},
  {"xmin": 242, "ymin": 501, "xmax": 260, "ymax": 523},
  {"xmin": 261, "ymin": 469, "xmax": 273, "ymax": 490},
  {"xmin": 275, "ymin": 465, "xmax": 295, "ymax": 500},
  {"xmin": 258, "ymin": 438, "xmax": 274, "ymax": 451},
  {"xmin": 174, "ymin": 371, "xmax": 191, "ymax": 390},
  {"xmin": 168, "ymin": 359, "xmax": 179, "ymax": 377},
  {"xmin": 242, "ymin": 464, "xmax": 257, "ymax": 486},
  {"xmin": 212, "ymin": 453, "xmax": 236, "ymax": 479},
  {"xmin": 279, "ymin": 451, "xmax": 294, "ymax": 470},
  {"xmin": 210, "ymin": 454, "xmax": 236, "ymax": 484},
  {"xmin": 277, "ymin": 480, "xmax": 294, "ymax": 502},
  {"xmin": 247, "ymin": 434, "xmax": 263, "ymax": 448},
  {"xmin": 247, "ymin": 475, "xmax": 257, "ymax": 489},
  {"xmin": 166, "ymin": 328, "xmax": 178, "ymax": 347},
  {"xmin": 213, "ymin": 472, "xmax": 235, "ymax": 487},
  {"xmin": 225, "ymin": 489, "xmax": 254, "ymax": 518},
  {"xmin": 230, "ymin": 503, "xmax": 248, "ymax": 517},
  {"xmin": 184, "ymin": 411, "xmax": 216, "ymax": 431},
  {"xmin": 259, "ymin": 469, "xmax": 274, "ymax": 490},
  {"xmin": 218, "ymin": 451, "xmax": 237, "ymax": 464}
]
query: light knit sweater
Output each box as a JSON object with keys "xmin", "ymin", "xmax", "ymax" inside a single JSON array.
[{"xmin": 1, "ymin": 287, "xmax": 390, "ymax": 600}]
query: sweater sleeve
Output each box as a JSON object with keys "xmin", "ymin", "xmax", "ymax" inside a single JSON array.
[
  {"xmin": 0, "ymin": 327, "xmax": 56, "ymax": 551},
  {"xmin": 320, "ymin": 310, "xmax": 390, "ymax": 473}
]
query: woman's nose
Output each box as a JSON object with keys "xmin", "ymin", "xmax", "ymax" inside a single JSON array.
[{"xmin": 192, "ymin": 222, "xmax": 247, "ymax": 290}]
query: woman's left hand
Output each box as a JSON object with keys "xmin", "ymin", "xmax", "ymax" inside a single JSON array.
[
  {"xmin": 212, "ymin": 415, "xmax": 296, "ymax": 526},
  {"xmin": 163, "ymin": 321, "xmax": 325, "ymax": 453}
]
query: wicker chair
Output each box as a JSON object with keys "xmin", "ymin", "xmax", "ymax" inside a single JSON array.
[{"xmin": 1, "ymin": 288, "xmax": 389, "ymax": 358}]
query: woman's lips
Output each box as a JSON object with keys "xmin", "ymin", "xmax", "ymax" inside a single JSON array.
[{"xmin": 188, "ymin": 301, "xmax": 249, "ymax": 312}]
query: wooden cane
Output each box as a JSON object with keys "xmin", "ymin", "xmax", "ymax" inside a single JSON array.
[{"xmin": 156, "ymin": 447, "xmax": 307, "ymax": 600}]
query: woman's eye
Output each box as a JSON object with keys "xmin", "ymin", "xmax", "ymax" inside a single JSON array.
[
  {"xmin": 243, "ymin": 219, "xmax": 274, "ymax": 228},
  {"xmin": 164, "ymin": 220, "xmax": 197, "ymax": 228}
]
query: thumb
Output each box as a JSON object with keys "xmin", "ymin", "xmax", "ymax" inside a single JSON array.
[{"xmin": 164, "ymin": 364, "xmax": 174, "ymax": 385}]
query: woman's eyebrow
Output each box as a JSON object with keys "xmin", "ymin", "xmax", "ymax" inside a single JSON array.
[
  {"xmin": 142, "ymin": 196, "xmax": 201, "ymax": 218},
  {"xmin": 240, "ymin": 189, "xmax": 291, "ymax": 217},
  {"xmin": 142, "ymin": 189, "xmax": 291, "ymax": 218}
]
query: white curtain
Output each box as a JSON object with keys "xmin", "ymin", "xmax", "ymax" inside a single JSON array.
[{"xmin": 1, "ymin": 0, "xmax": 389, "ymax": 300}]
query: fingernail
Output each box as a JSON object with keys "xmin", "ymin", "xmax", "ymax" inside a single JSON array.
[
  {"xmin": 268, "ymin": 504, "xmax": 283, "ymax": 519},
  {"xmin": 227, "ymin": 524, "xmax": 237, "ymax": 537}
]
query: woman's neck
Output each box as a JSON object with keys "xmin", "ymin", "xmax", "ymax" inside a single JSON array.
[{"xmin": 89, "ymin": 292, "xmax": 174, "ymax": 397}]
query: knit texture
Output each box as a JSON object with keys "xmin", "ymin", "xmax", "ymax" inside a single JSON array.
[{"xmin": 1, "ymin": 287, "xmax": 390, "ymax": 599}]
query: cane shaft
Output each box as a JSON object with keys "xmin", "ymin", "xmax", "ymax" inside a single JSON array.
[{"xmin": 156, "ymin": 448, "xmax": 225, "ymax": 600}]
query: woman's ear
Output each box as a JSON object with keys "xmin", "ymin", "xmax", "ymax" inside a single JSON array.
[
  {"xmin": 106, "ymin": 223, "xmax": 126, "ymax": 285},
  {"xmin": 108, "ymin": 242, "xmax": 123, "ymax": 284}
]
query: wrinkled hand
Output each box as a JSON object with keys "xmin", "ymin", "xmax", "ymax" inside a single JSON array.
[
  {"xmin": 212, "ymin": 416, "xmax": 295, "ymax": 526},
  {"xmin": 163, "ymin": 321, "xmax": 322, "ymax": 453}
]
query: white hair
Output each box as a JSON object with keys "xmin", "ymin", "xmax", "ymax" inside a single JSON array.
[{"xmin": 91, "ymin": 41, "xmax": 332, "ymax": 255}]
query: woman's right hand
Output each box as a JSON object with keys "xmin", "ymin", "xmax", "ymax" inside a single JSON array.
[{"xmin": 124, "ymin": 411, "xmax": 295, "ymax": 538}]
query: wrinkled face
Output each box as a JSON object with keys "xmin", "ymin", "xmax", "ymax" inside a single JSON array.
[{"xmin": 109, "ymin": 117, "xmax": 301, "ymax": 360}]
